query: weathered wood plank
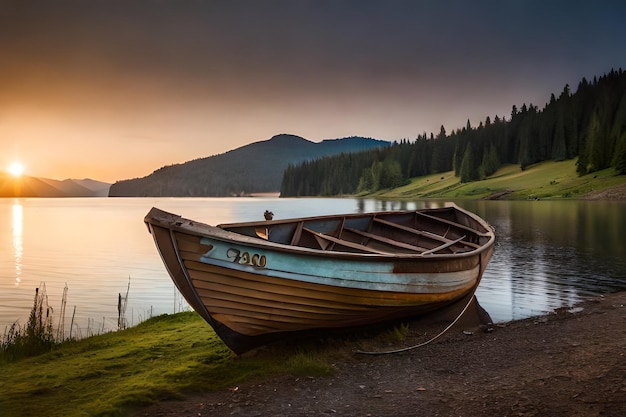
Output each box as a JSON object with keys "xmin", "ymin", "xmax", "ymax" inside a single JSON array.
[
  {"xmin": 344, "ymin": 227, "xmax": 427, "ymax": 253},
  {"xmin": 302, "ymin": 228, "xmax": 390, "ymax": 254}
]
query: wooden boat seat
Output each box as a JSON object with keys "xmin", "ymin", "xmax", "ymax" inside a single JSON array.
[
  {"xmin": 421, "ymin": 235, "xmax": 466, "ymax": 255},
  {"xmin": 415, "ymin": 211, "xmax": 492, "ymax": 237},
  {"xmin": 344, "ymin": 227, "xmax": 427, "ymax": 253},
  {"xmin": 373, "ymin": 217, "xmax": 480, "ymax": 250},
  {"xmin": 290, "ymin": 222, "xmax": 304, "ymax": 245},
  {"xmin": 302, "ymin": 228, "xmax": 391, "ymax": 254}
]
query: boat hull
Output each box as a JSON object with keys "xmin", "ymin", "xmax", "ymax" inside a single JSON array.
[{"xmin": 146, "ymin": 206, "xmax": 494, "ymax": 354}]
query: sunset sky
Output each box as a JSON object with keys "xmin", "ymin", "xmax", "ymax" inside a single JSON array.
[{"xmin": 2, "ymin": 1, "xmax": 626, "ymax": 183}]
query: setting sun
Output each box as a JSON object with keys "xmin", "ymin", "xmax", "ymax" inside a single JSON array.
[{"xmin": 8, "ymin": 162, "xmax": 25, "ymax": 177}]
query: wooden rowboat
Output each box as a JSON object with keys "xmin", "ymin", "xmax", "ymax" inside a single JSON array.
[{"xmin": 144, "ymin": 204, "xmax": 495, "ymax": 354}]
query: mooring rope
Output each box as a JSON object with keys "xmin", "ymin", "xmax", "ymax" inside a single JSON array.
[
  {"xmin": 355, "ymin": 293, "xmax": 478, "ymax": 355},
  {"xmin": 356, "ymin": 242, "xmax": 490, "ymax": 355}
]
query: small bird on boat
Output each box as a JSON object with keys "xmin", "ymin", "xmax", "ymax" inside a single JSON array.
[{"xmin": 263, "ymin": 210, "xmax": 274, "ymax": 220}]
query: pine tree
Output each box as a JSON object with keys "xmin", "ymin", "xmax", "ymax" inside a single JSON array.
[
  {"xmin": 460, "ymin": 143, "xmax": 478, "ymax": 183},
  {"xmin": 479, "ymin": 143, "xmax": 500, "ymax": 178},
  {"xmin": 578, "ymin": 111, "xmax": 602, "ymax": 174},
  {"xmin": 552, "ymin": 112, "xmax": 568, "ymax": 161},
  {"xmin": 380, "ymin": 159, "xmax": 405, "ymax": 189},
  {"xmin": 610, "ymin": 93, "xmax": 626, "ymax": 169},
  {"xmin": 615, "ymin": 135, "xmax": 626, "ymax": 174}
]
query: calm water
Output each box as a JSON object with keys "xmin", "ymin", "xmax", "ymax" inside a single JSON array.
[{"xmin": 1, "ymin": 197, "xmax": 625, "ymax": 338}]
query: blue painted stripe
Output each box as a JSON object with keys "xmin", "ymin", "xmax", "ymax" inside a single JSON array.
[{"xmin": 199, "ymin": 238, "xmax": 477, "ymax": 293}]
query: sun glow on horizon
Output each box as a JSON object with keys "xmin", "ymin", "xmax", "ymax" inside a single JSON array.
[{"xmin": 8, "ymin": 162, "xmax": 25, "ymax": 177}]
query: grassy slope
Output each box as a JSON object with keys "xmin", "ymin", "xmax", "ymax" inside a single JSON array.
[
  {"xmin": 372, "ymin": 159, "xmax": 626, "ymax": 200},
  {"xmin": 0, "ymin": 313, "xmax": 336, "ymax": 417}
]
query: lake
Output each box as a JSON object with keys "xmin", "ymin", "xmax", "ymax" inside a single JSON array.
[{"xmin": 1, "ymin": 197, "xmax": 625, "ymax": 339}]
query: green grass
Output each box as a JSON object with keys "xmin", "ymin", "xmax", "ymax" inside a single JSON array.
[
  {"xmin": 0, "ymin": 312, "xmax": 338, "ymax": 417},
  {"xmin": 373, "ymin": 159, "xmax": 626, "ymax": 200}
]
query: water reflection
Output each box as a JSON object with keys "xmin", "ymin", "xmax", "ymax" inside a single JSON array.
[
  {"xmin": 12, "ymin": 200, "xmax": 23, "ymax": 286},
  {"xmin": 356, "ymin": 199, "xmax": 448, "ymax": 213},
  {"xmin": 460, "ymin": 200, "xmax": 626, "ymax": 321}
]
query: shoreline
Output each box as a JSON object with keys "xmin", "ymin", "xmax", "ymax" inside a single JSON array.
[{"xmin": 132, "ymin": 291, "xmax": 626, "ymax": 417}]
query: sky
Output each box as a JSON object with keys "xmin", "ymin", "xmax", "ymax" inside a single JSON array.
[{"xmin": 1, "ymin": 1, "xmax": 626, "ymax": 183}]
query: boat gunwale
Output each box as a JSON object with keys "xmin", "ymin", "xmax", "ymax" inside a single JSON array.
[{"xmin": 145, "ymin": 205, "xmax": 495, "ymax": 261}]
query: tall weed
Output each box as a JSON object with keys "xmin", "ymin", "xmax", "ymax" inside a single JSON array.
[{"xmin": 1, "ymin": 285, "xmax": 56, "ymax": 361}]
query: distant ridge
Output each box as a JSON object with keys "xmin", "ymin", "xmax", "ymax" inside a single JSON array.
[
  {"xmin": 109, "ymin": 134, "xmax": 389, "ymax": 197},
  {"xmin": 0, "ymin": 174, "xmax": 110, "ymax": 197}
]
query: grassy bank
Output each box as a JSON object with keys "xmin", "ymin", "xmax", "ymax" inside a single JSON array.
[
  {"xmin": 370, "ymin": 159, "xmax": 626, "ymax": 200},
  {"xmin": 0, "ymin": 312, "xmax": 339, "ymax": 417}
]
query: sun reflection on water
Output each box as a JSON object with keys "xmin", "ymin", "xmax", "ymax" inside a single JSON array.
[{"xmin": 12, "ymin": 200, "xmax": 23, "ymax": 286}]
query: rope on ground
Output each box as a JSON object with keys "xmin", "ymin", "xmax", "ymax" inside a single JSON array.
[{"xmin": 354, "ymin": 294, "xmax": 477, "ymax": 355}]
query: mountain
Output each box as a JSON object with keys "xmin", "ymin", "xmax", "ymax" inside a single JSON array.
[
  {"xmin": 108, "ymin": 134, "xmax": 390, "ymax": 197},
  {"xmin": 67, "ymin": 179, "xmax": 111, "ymax": 196},
  {"xmin": 0, "ymin": 174, "xmax": 111, "ymax": 197}
]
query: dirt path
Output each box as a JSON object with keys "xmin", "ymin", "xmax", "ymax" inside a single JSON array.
[
  {"xmin": 131, "ymin": 292, "xmax": 626, "ymax": 417},
  {"xmin": 580, "ymin": 183, "xmax": 626, "ymax": 200}
]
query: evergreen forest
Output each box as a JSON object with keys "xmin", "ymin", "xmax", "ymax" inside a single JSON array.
[{"xmin": 280, "ymin": 69, "xmax": 626, "ymax": 197}]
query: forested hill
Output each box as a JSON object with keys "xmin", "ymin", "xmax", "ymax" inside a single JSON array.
[
  {"xmin": 108, "ymin": 134, "xmax": 389, "ymax": 197},
  {"xmin": 281, "ymin": 69, "xmax": 626, "ymax": 197}
]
